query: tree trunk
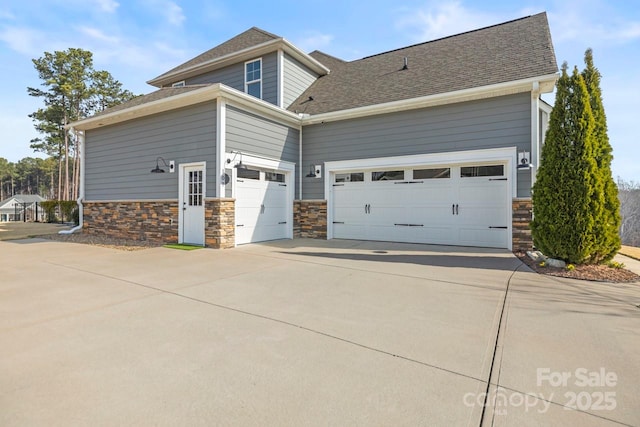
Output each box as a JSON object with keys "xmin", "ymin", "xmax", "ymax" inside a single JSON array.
[{"xmin": 64, "ymin": 125, "xmax": 69, "ymax": 201}]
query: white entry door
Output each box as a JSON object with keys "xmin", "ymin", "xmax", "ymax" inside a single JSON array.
[
  {"xmin": 235, "ymin": 168, "xmax": 289, "ymax": 245},
  {"xmin": 181, "ymin": 164, "xmax": 205, "ymax": 245}
]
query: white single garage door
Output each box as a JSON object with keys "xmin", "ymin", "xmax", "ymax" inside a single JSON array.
[
  {"xmin": 235, "ymin": 168, "xmax": 289, "ymax": 244},
  {"xmin": 332, "ymin": 164, "xmax": 510, "ymax": 248}
]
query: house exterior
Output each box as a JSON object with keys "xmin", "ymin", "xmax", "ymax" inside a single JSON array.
[
  {"xmin": 70, "ymin": 13, "xmax": 558, "ymax": 251},
  {"xmin": 0, "ymin": 194, "xmax": 47, "ymax": 222}
]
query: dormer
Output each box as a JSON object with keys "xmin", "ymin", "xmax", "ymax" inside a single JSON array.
[{"xmin": 147, "ymin": 27, "xmax": 330, "ymax": 109}]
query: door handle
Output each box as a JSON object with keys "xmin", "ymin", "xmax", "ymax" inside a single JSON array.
[
  {"xmin": 452, "ymin": 204, "xmax": 455, "ymax": 215},
  {"xmin": 456, "ymin": 204, "xmax": 459, "ymax": 215}
]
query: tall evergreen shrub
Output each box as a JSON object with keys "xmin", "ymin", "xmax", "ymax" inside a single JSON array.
[{"xmin": 532, "ymin": 51, "xmax": 621, "ymax": 264}]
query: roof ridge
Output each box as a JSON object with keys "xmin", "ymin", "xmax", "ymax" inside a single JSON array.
[
  {"xmin": 358, "ymin": 12, "xmax": 544, "ymax": 61},
  {"xmin": 309, "ymin": 50, "xmax": 346, "ymax": 63},
  {"xmin": 248, "ymin": 26, "xmax": 281, "ymax": 40}
]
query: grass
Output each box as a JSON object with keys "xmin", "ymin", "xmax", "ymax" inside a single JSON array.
[
  {"xmin": 619, "ymin": 245, "xmax": 640, "ymax": 261},
  {"xmin": 0, "ymin": 222, "xmax": 70, "ymax": 241},
  {"xmin": 163, "ymin": 243, "xmax": 203, "ymax": 251}
]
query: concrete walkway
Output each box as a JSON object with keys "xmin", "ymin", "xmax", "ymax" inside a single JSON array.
[{"xmin": 1, "ymin": 238, "xmax": 638, "ymax": 426}]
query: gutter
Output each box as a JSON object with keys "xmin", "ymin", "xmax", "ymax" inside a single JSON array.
[{"xmin": 59, "ymin": 128, "xmax": 84, "ymax": 235}]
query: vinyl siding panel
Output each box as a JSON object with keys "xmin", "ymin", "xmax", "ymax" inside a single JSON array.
[
  {"xmin": 225, "ymin": 104, "xmax": 299, "ymax": 196},
  {"xmin": 186, "ymin": 63, "xmax": 244, "ymax": 90},
  {"xmin": 302, "ymin": 93, "xmax": 532, "ymax": 199},
  {"xmin": 184, "ymin": 52, "xmax": 278, "ymax": 106},
  {"xmin": 85, "ymin": 101, "xmax": 217, "ymax": 200},
  {"xmin": 283, "ymin": 53, "xmax": 318, "ymax": 109}
]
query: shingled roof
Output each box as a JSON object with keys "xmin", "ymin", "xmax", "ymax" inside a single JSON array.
[
  {"xmin": 92, "ymin": 85, "xmax": 211, "ymax": 117},
  {"xmin": 149, "ymin": 27, "xmax": 280, "ymax": 86},
  {"xmin": 289, "ymin": 13, "xmax": 558, "ymax": 115}
]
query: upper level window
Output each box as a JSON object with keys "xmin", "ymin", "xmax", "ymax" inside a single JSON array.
[
  {"xmin": 245, "ymin": 59, "xmax": 262, "ymax": 99},
  {"xmin": 171, "ymin": 81, "xmax": 185, "ymax": 88}
]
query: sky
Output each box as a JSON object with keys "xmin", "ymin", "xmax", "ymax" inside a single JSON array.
[{"xmin": 0, "ymin": 0, "xmax": 638, "ymax": 181}]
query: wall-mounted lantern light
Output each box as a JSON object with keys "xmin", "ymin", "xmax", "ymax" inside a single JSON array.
[
  {"xmin": 517, "ymin": 151, "xmax": 533, "ymax": 169},
  {"xmin": 226, "ymin": 151, "xmax": 248, "ymax": 170},
  {"xmin": 151, "ymin": 157, "xmax": 175, "ymax": 173},
  {"xmin": 305, "ymin": 164, "xmax": 322, "ymax": 178}
]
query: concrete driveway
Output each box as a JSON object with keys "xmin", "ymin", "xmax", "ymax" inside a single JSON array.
[{"xmin": 1, "ymin": 238, "xmax": 638, "ymax": 426}]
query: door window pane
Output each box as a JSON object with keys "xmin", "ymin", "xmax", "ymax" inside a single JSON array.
[
  {"xmin": 413, "ymin": 168, "xmax": 450, "ymax": 179},
  {"xmin": 188, "ymin": 170, "xmax": 203, "ymax": 206},
  {"xmin": 265, "ymin": 172, "xmax": 285, "ymax": 182},
  {"xmin": 460, "ymin": 165, "xmax": 504, "ymax": 177},
  {"xmin": 372, "ymin": 170, "xmax": 404, "ymax": 181},
  {"xmin": 335, "ymin": 172, "xmax": 364, "ymax": 183},
  {"xmin": 237, "ymin": 168, "xmax": 260, "ymax": 180}
]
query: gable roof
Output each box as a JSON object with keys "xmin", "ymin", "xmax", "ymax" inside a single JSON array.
[
  {"xmin": 148, "ymin": 27, "xmax": 329, "ymax": 87},
  {"xmin": 0, "ymin": 194, "xmax": 46, "ymax": 209},
  {"xmin": 289, "ymin": 13, "xmax": 558, "ymax": 116}
]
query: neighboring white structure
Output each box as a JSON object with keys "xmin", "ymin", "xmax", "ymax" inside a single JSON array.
[{"xmin": 0, "ymin": 194, "xmax": 47, "ymax": 222}]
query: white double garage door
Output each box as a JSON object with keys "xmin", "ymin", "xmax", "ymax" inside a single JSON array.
[{"xmin": 327, "ymin": 149, "xmax": 515, "ymax": 249}]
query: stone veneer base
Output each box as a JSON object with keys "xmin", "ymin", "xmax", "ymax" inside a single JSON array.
[
  {"xmin": 83, "ymin": 199, "xmax": 236, "ymax": 248},
  {"xmin": 512, "ymin": 198, "xmax": 533, "ymax": 251},
  {"xmin": 294, "ymin": 200, "xmax": 327, "ymax": 239},
  {"xmin": 83, "ymin": 201, "xmax": 179, "ymax": 244}
]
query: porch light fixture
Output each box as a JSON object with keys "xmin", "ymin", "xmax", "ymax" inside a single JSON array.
[
  {"xmin": 306, "ymin": 164, "xmax": 321, "ymax": 178},
  {"xmin": 226, "ymin": 151, "xmax": 248, "ymax": 170},
  {"xmin": 517, "ymin": 151, "xmax": 533, "ymax": 169},
  {"xmin": 150, "ymin": 157, "xmax": 175, "ymax": 173},
  {"xmin": 305, "ymin": 164, "xmax": 316, "ymax": 178}
]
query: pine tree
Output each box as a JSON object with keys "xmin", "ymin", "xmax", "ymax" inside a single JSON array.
[
  {"xmin": 531, "ymin": 64, "xmax": 602, "ymax": 264},
  {"xmin": 581, "ymin": 49, "xmax": 621, "ymax": 262}
]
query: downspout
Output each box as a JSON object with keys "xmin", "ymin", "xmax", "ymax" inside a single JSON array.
[
  {"xmin": 59, "ymin": 128, "xmax": 84, "ymax": 234},
  {"xmin": 298, "ymin": 122, "xmax": 303, "ymax": 200}
]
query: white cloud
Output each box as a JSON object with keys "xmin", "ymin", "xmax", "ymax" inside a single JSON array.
[
  {"xmin": 395, "ymin": 1, "xmax": 507, "ymax": 42},
  {"xmin": 143, "ymin": 0, "xmax": 185, "ymax": 26},
  {"xmin": 77, "ymin": 26, "xmax": 119, "ymax": 43},
  {"xmin": 0, "ymin": 26, "xmax": 47, "ymax": 56},
  {"xmin": 547, "ymin": 2, "xmax": 640, "ymax": 44},
  {"xmin": 164, "ymin": 1, "xmax": 185, "ymax": 26},
  {"xmin": 94, "ymin": 0, "xmax": 119, "ymax": 13},
  {"xmin": 294, "ymin": 32, "xmax": 334, "ymax": 53},
  {"xmin": 0, "ymin": 9, "xmax": 16, "ymax": 20}
]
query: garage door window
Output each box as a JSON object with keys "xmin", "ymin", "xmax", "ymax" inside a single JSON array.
[
  {"xmin": 265, "ymin": 172, "xmax": 285, "ymax": 182},
  {"xmin": 413, "ymin": 168, "xmax": 450, "ymax": 179},
  {"xmin": 335, "ymin": 172, "xmax": 364, "ymax": 183},
  {"xmin": 238, "ymin": 168, "xmax": 260, "ymax": 180},
  {"xmin": 460, "ymin": 165, "xmax": 504, "ymax": 178},
  {"xmin": 372, "ymin": 170, "xmax": 404, "ymax": 181}
]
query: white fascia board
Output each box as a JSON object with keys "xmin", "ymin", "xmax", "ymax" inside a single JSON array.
[
  {"xmin": 303, "ymin": 73, "xmax": 559, "ymax": 125},
  {"xmin": 279, "ymin": 38, "xmax": 330, "ymax": 75},
  {"xmin": 70, "ymin": 84, "xmax": 223, "ymax": 130},
  {"xmin": 147, "ymin": 39, "xmax": 329, "ymax": 88},
  {"xmin": 219, "ymin": 85, "xmax": 301, "ymax": 127},
  {"xmin": 69, "ymin": 83, "xmax": 301, "ymax": 131},
  {"xmin": 324, "ymin": 147, "xmax": 517, "ymax": 173}
]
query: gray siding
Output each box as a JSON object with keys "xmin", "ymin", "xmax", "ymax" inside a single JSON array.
[
  {"xmin": 85, "ymin": 101, "xmax": 217, "ymax": 200},
  {"xmin": 185, "ymin": 52, "xmax": 278, "ymax": 106},
  {"xmin": 302, "ymin": 93, "xmax": 532, "ymax": 199},
  {"xmin": 262, "ymin": 53, "xmax": 278, "ymax": 106},
  {"xmin": 186, "ymin": 63, "xmax": 243, "ymax": 90},
  {"xmin": 283, "ymin": 53, "xmax": 318, "ymax": 109},
  {"xmin": 225, "ymin": 104, "xmax": 300, "ymax": 196}
]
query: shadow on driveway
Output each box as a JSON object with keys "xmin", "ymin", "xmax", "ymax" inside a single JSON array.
[{"xmin": 277, "ymin": 250, "xmax": 523, "ymax": 272}]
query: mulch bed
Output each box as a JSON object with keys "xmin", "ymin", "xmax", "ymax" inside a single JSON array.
[
  {"xmin": 36, "ymin": 233, "xmax": 160, "ymax": 251},
  {"xmin": 515, "ymin": 252, "xmax": 640, "ymax": 283}
]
